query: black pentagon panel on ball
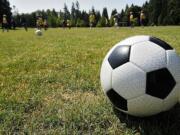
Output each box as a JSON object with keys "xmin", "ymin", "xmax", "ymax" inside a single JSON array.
[
  {"xmin": 146, "ymin": 68, "xmax": 176, "ymax": 99},
  {"xmin": 149, "ymin": 37, "xmax": 173, "ymax": 50},
  {"xmin": 106, "ymin": 89, "xmax": 128, "ymax": 111},
  {"xmin": 108, "ymin": 46, "xmax": 131, "ymax": 69}
]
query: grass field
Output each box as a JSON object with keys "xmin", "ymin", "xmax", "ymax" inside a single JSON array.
[{"xmin": 0, "ymin": 26, "xmax": 180, "ymax": 135}]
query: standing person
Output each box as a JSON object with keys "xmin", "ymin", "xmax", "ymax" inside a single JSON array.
[
  {"xmin": 44, "ymin": 19, "xmax": 48, "ymax": 30},
  {"xmin": 36, "ymin": 17, "xmax": 40, "ymax": 30},
  {"xmin": 11, "ymin": 18, "xmax": 16, "ymax": 30},
  {"xmin": 24, "ymin": 21, "xmax": 28, "ymax": 31},
  {"xmin": 21, "ymin": 17, "xmax": 28, "ymax": 31},
  {"xmin": 67, "ymin": 19, "xmax": 71, "ymax": 29},
  {"xmin": 62, "ymin": 20, "xmax": 66, "ymax": 29},
  {"xmin": 105, "ymin": 18, "xmax": 109, "ymax": 27},
  {"xmin": 140, "ymin": 10, "xmax": 146, "ymax": 27},
  {"xmin": 129, "ymin": 12, "xmax": 134, "ymax": 28},
  {"xmin": 113, "ymin": 13, "xmax": 120, "ymax": 28},
  {"xmin": 2, "ymin": 14, "xmax": 9, "ymax": 32},
  {"xmin": 89, "ymin": 13, "xmax": 95, "ymax": 29},
  {"xmin": 36, "ymin": 16, "xmax": 43, "ymax": 30},
  {"xmin": 114, "ymin": 17, "xmax": 118, "ymax": 27}
]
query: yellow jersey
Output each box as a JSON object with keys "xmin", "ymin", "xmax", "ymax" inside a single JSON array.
[
  {"xmin": 130, "ymin": 14, "xmax": 133, "ymax": 21},
  {"xmin": 3, "ymin": 17, "xmax": 7, "ymax": 24},
  {"xmin": 140, "ymin": 13, "xmax": 145, "ymax": 20}
]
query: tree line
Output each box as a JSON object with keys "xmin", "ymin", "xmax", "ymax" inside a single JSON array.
[
  {"xmin": 1, "ymin": 0, "xmax": 180, "ymax": 28},
  {"xmin": 0, "ymin": 0, "xmax": 11, "ymax": 23}
]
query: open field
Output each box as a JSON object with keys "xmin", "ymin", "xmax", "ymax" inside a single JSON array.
[{"xmin": 0, "ymin": 27, "xmax": 180, "ymax": 134}]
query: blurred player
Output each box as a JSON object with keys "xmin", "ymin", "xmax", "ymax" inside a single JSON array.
[
  {"xmin": 44, "ymin": 19, "xmax": 48, "ymax": 30},
  {"xmin": 129, "ymin": 12, "xmax": 134, "ymax": 28},
  {"xmin": 113, "ymin": 13, "xmax": 120, "ymax": 28},
  {"xmin": 2, "ymin": 14, "xmax": 9, "ymax": 32},
  {"xmin": 140, "ymin": 10, "xmax": 146, "ymax": 27},
  {"xmin": 89, "ymin": 13, "xmax": 95, "ymax": 29},
  {"xmin": 36, "ymin": 16, "xmax": 43, "ymax": 30},
  {"xmin": 62, "ymin": 20, "xmax": 66, "ymax": 29},
  {"xmin": 67, "ymin": 19, "xmax": 71, "ymax": 29},
  {"xmin": 21, "ymin": 17, "xmax": 28, "ymax": 31},
  {"xmin": 11, "ymin": 18, "xmax": 16, "ymax": 30}
]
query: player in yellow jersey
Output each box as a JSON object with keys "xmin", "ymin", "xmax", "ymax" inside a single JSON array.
[
  {"xmin": 129, "ymin": 12, "xmax": 134, "ymax": 28},
  {"xmin": 67, "ymin": 19, "xmax": 71, "ymax": 29},
  {"xmin": 2, "ymin": 14, "xmax": 9, "ymax": 32},
  {"xmin": 89, "ymin": 13, "xmax": 95, "ymax": 29},
  {"xmin": 36, "ymin": 16, "xmax": 43, "ymax": 30},
  {"xmin": 140, "ymin": 10, "xmax": 146, "ymax": 27}
]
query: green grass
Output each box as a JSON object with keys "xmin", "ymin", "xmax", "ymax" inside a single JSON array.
[{"xmin": 0, "ymin": 27, "xmax": 180, "ymax": 134}]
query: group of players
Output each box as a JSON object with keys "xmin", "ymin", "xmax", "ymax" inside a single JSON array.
[
  {"xmin": 36, "ymin": 16, "xmax": 48, "ymax": 30},
  {"xmin": 0, "ymin": 15, "xmax": 49, "ymax": 32},
  {"xmin": 1, "ymin": 10, "xmax": 146, "ymax": 32},
  {"xmin": 1, "ymin": 14, "xmax": 25, "ymax": 32},
  {"xmin": 129, "ymin": 10, "xmax": 146, "ymax": 27}
]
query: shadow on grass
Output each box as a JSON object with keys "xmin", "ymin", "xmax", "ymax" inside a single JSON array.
[{"xmin": 114, "ymin": 104, "xmax": 180, "ymax": 135}]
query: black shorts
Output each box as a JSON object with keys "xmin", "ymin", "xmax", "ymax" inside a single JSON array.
[
  {"xmin": 141, "ymin": 19, "xmax": 145, "ymax": 25},
  {"xmin": 2, "ymin": 23, "xmax": 8, "ymax": 28}
]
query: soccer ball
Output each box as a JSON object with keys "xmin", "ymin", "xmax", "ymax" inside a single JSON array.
[
  {"xmin": 100, "ymin": 35, "xmax": 180, "ymax": 117},
  {"xmin": 35, "ymin": 29, "xmax": 42, "ymax": 36}
]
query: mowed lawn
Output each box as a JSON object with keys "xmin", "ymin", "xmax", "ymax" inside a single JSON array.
[{"xmin": 0, "ymin": 27, "xmax": 180, "ymax": 134}]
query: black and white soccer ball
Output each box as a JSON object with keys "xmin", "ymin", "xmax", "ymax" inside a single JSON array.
[
  {"xmin": 100, "ymin": 35, "xmax": 180, "ymax": 117},
  {"xmin": 35, "ymin": 29, "xmax": 42, "ymax": 36}
]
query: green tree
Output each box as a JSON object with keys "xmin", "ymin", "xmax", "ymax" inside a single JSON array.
[
  {"xmin": 149, "ymin": 0, "xmax": 162, "ymax": 25},
  {"xmin": 167, "ymin": 0, "xmax": 180, "ymax": 25},
  {"xmin": 95, "ymin": 11, "xmax": 101, "ymax": 26},
  {"xmin": 102, "ymin": 7, "xmax": 109, "ymax": 26},
  {"xmin": 102, "ymin": 7, "xmax": 109, "ymax": 20},
  {"xmin": 158, "ymin": 0, "xmax": 168, "ymax": 25},
  {"xmin": 97, "ymin": 16, "xmax": 106, "ymax": 27},
  {"xmin": 81, "ymin": 10, "xmax": 89, "ymax": 27},
  {"xmin": 52, "ymin": 9, "xmax": 58, "ymax": 17},
  {"xmin": 63, "ymin": 3, "xmax": 70, "ymax": 21},
  {"xmin": 109, "ymin": 17, "xmax": 115, "ymax": 27},
  {"xmin": 124, "ymin": 4, "xmax": 130, "ymax": 25},
  {"xmin": 0, "ymin": 0, "xmax": 11, "ymax": 24},
  {"xmin": 120, "ymin": 9, "xmax": 125, "ymax": 22},
  {"xmin": 71, "ymin": 2, "xmax": 76, "ymax": 26},
  {"xmin": 110, "ymin": 9, "xmax": 117, "ymax": 27},
  {"xmin": 75, "ymin": 1, "xmax": 81, "ymax": 26},
  {"xmin": 142, "ymin": 1, "xmax": 149, "ymax": 26},
  {"xmin": 111, "ymin": 9, "xmax": 117, "ymax": 17}
]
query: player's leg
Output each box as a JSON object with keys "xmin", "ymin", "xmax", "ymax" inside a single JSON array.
[{"xmin": 2, "ymin": 23, "xmax": 4, "ymax": 32}]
